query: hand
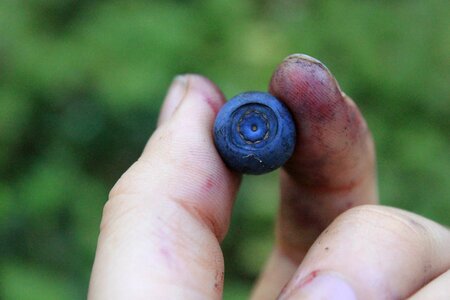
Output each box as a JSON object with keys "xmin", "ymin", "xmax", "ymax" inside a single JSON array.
[{"xmin": 88, "ymin": 55, "xmax": 450, "ymax": 299}]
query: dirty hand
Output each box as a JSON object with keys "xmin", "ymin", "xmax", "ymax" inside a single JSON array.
[{"xmin": 88, "ymin": 55, "xmax": 450, "ymax": 300}]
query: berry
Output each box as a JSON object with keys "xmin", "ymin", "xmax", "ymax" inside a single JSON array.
[{"xmin": 213, "ymin": 92, "xmax": 296, "ymax": 174}]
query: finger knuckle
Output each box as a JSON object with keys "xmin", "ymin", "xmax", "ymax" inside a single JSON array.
[
  {"xmin": 341, "ymin": 205, "xmax": 432, "ymax": 246},
  {"xmin": 169, "ymin": 195, "xmax": 223, "ymax": 240},
  {"xmin": 99, "ymin": 194, "xmax": 143, "ymax": 239},
  {"xmin": 108, "ymin": 163, "xmax": 142, "ymax": 199}
]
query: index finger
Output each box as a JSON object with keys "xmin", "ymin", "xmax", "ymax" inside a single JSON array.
[{"xmin": 251, "ymin": 54, "xmax": 378, "ymax": 299}]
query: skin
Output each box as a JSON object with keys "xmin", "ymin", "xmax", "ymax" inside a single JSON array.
[{"xmin": 88, "ymin": 54, "xmax": 450, "ymax": 299}]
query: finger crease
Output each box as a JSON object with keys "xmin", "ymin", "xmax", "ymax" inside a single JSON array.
[{"xmin": 169, "ymin": 196, "xmax": 221, "ymax": 240}]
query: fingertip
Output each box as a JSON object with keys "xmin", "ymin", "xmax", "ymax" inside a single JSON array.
[
  {"xmin": 175, "ymin": 74, "xmax": 226, "ymax": 117},
  {"xmin": 269, "ymin": 54, "xmax": 342, "ymax": 110},
  {"xmin": 269, "ymin": 54, "xmax": 371, "ymax": 186},
  {"xmin": 158, "ymin": 74, "xmax": 226, "ymax": 127},
  {"xmin": 157, "ymin": 75, "xmax": 189, "ymax": 126}
]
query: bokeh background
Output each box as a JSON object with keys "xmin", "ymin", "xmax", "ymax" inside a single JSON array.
[{"xmin": 1, "ymin": 0, "xmax": 449, "ymax": 299}]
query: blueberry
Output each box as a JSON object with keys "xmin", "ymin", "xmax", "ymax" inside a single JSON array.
[{"xmin": 213, "ymin": 92, "xmax": 296, "ymax": 174}]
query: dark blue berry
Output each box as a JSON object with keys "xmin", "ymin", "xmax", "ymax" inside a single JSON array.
[{"xmin": 213, "ymin": 92, "xmax": 296, "ymax": 175}]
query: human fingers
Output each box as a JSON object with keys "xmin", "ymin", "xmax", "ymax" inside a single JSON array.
[
  {"xmin": 408, "ymin": 269, "xmax": 450, "ymax": 300},
  {"xmin": 252, "ymin": 54, "xmax": 378, "ymax": 299},
  {"xmin": 277, "ymin": 205, "xmax": 450, "ymax": 300},
  {"xmin": 88, "ymin": 75, "xmax": 241, "ymax": 300},
  {"xmin": 274, "ymin": 54, "xmax": 378, "ymax": 259},
  {"xmin": 157, "ymin": 75, "xmax": 188, "ymax": 126}
]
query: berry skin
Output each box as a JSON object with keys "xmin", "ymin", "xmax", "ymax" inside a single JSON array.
[{"xmin": 213, "ymin": 92, "xmax": 296, "ymax": 175}]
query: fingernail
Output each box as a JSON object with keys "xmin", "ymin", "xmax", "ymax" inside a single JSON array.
[
  {"xmin": 166, "ymin": 75, "xmax": 189, "ymax": 107},
  {"xmin": 158, "ymin": 75, "xmax": 189, "ymax": 125},
  {"xmin": 284, "ymin": 53, "xmax": 327, "ymax": 67},
  {"xmin": 269, "ymin": 54, "xmax": 342, "ymax": 113},
  {"xmin": 278, "ymin": 272, "xmax": 356, "ymax": 300}
]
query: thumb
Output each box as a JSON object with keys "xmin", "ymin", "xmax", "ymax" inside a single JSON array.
[{"xmin": 89, "ymin": 75, "xmax": 241, "ymax": 299}]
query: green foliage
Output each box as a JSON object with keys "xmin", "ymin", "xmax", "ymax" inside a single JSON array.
[
  {"xmin": 0, "ymin": 0, "xmax": 449, "ymax": 298},
  {"xmin": 1, "ymin": 261, "xmax": 79, "ymax": 300}
]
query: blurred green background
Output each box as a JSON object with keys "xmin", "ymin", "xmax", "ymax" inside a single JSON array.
[{"xmin": 0, "ymin": 0, "xmax": 449, "ymax": 299}]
